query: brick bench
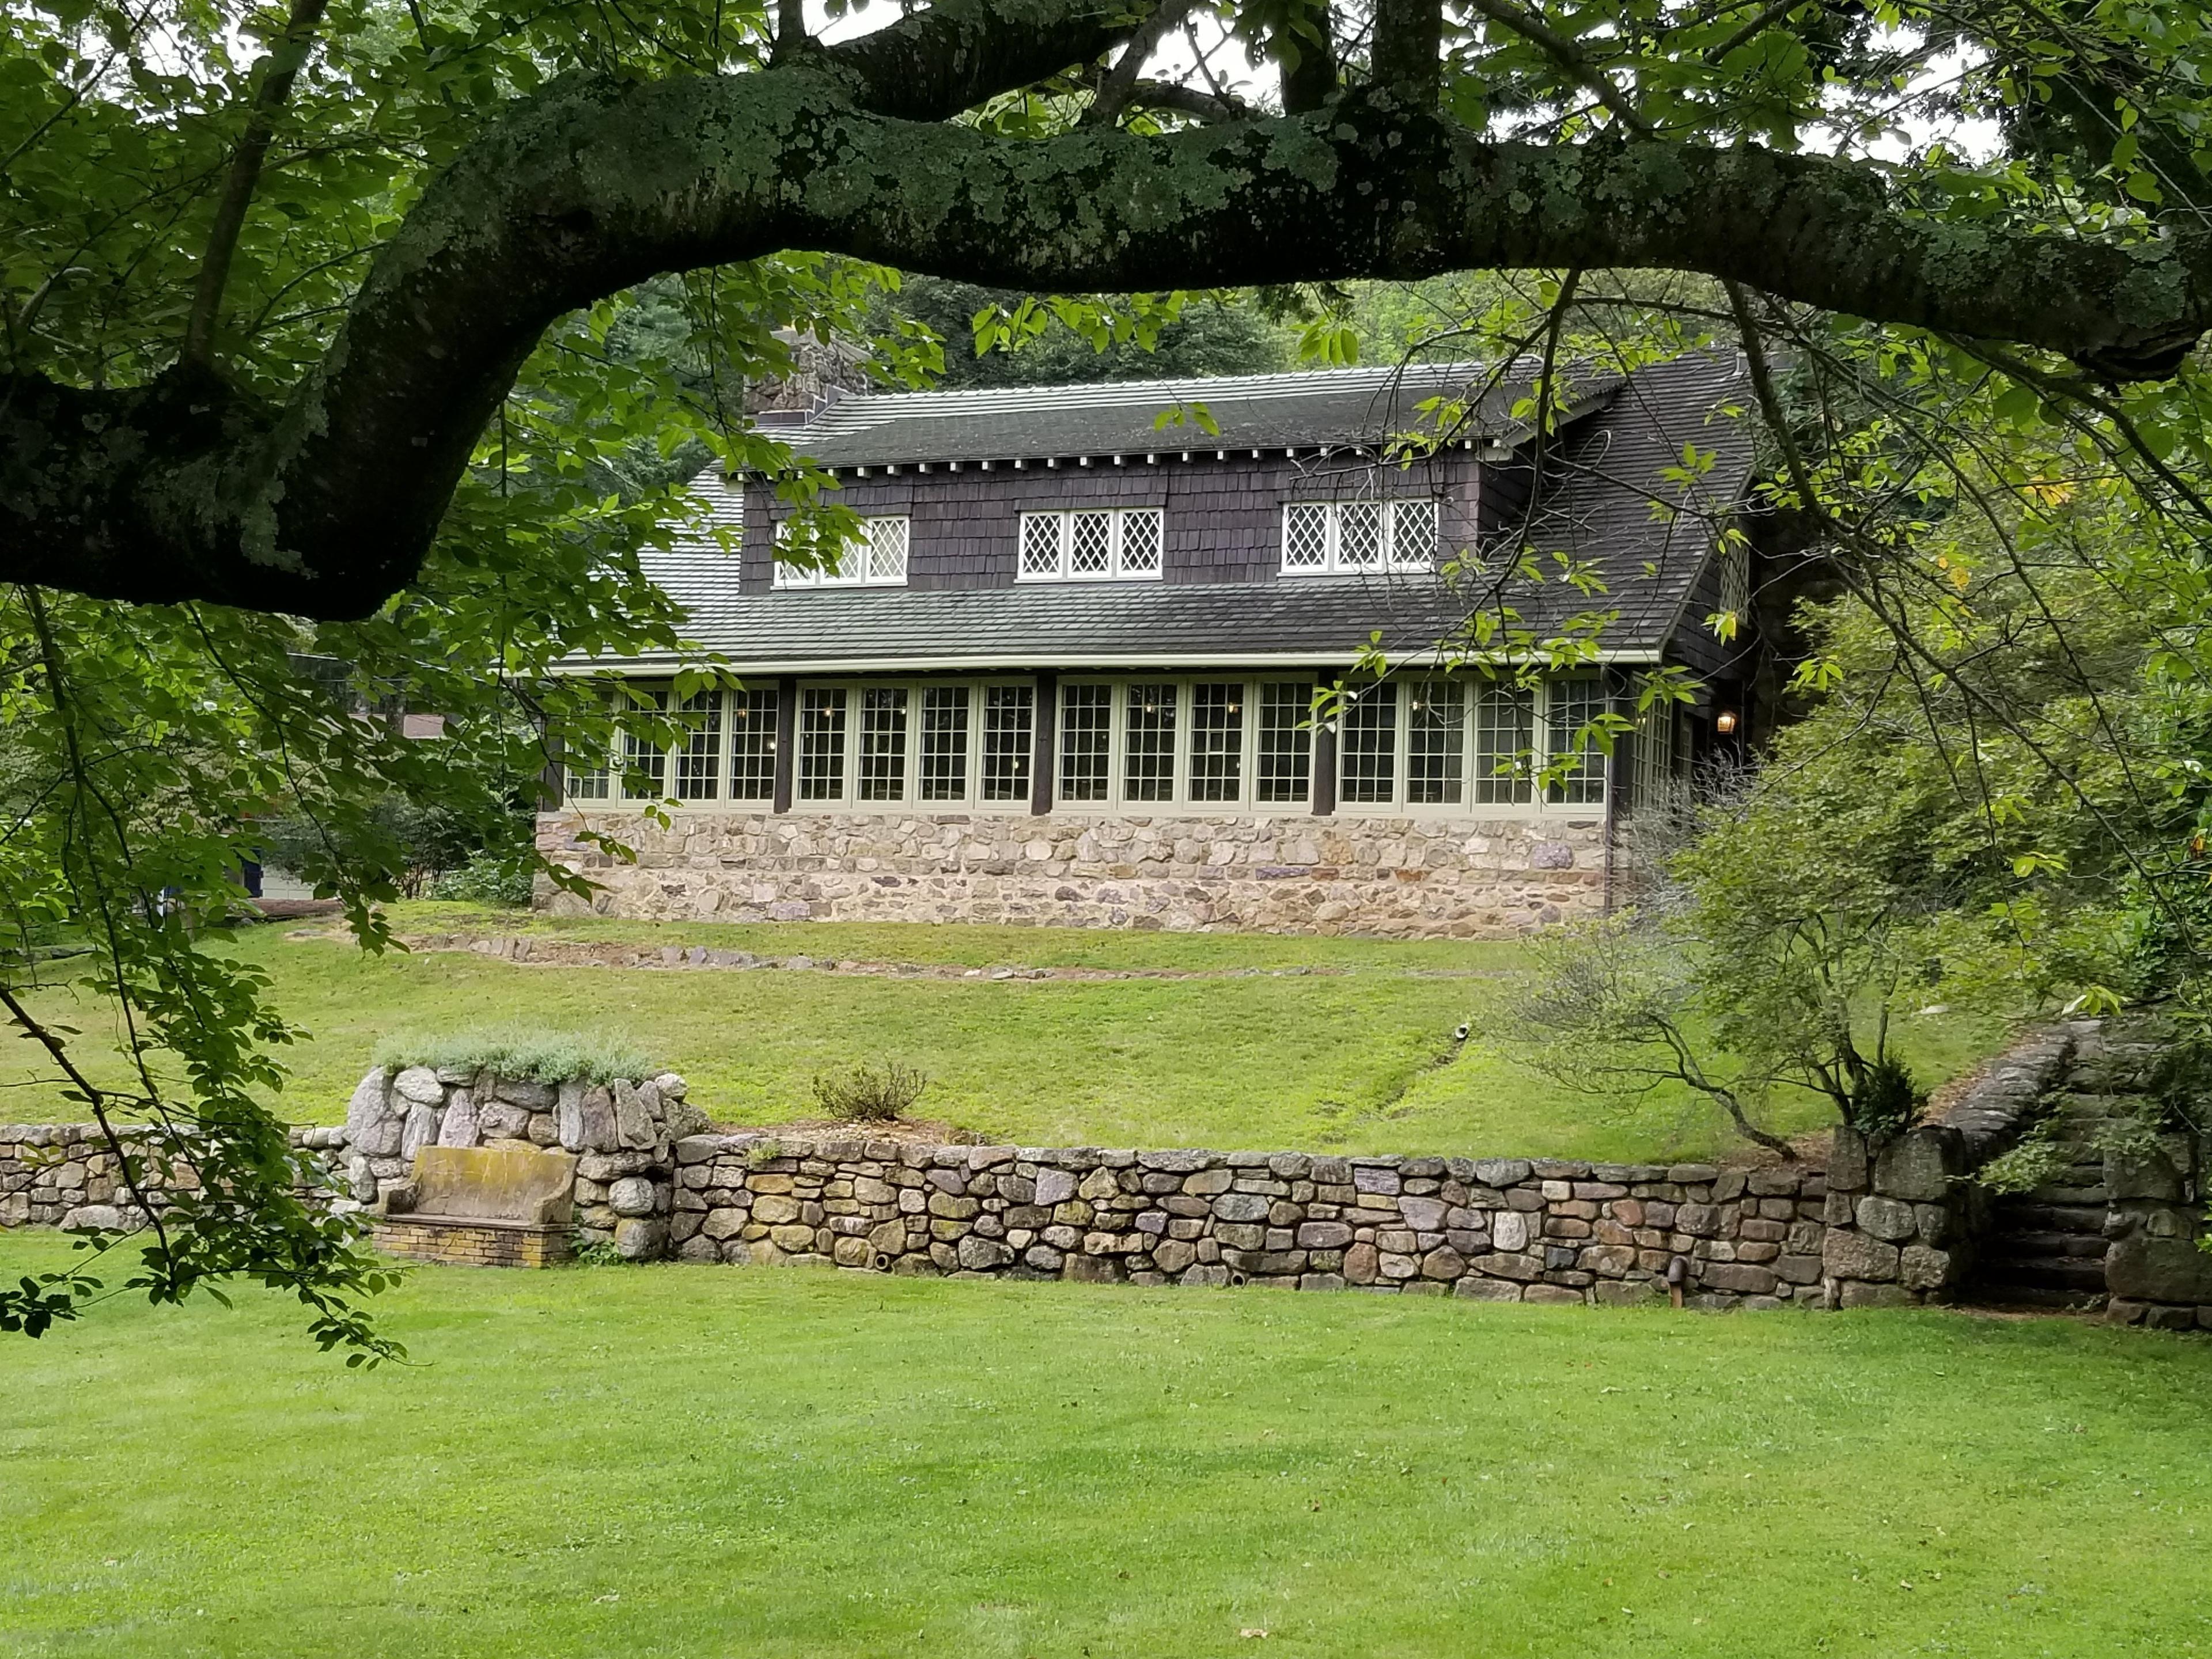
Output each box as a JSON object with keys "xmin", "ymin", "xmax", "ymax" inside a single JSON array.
[{"xmin": 372, "ymin": 1145, "xmax": 577, "ymax": 1268}]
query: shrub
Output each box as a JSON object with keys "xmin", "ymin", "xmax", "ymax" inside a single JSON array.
[
  {"xmin": 426, "ymin": 849, "xmax": 536, "ymax": 907},
  {"xmin": 812, "ymin": 1059, "xmax": 928, "ymax": 1123},
  {"xmin": 372, "ymin": 1025, "xmax": 653, "ymax": 1085}
]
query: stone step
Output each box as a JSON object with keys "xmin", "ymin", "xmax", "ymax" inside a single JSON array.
[
  {"xmin": 2024, "ymin": 1182, "xmax": 2109, "ymax": 1206},
  {"xmin": 1994, "ymin": 1202, "xmax": 2108, "ymax": 1234},
  {"xmin": 1993, "ymin": 1230, "xmax": 2106, "ymax": 1260},
  {"xmin": 1980, "ymin": 1257, "xmax": 2110, "ymax": 1293},
  {"xmin": 1970, "ymin": 1282, "xmax": 2109, "ymax": 1312}
]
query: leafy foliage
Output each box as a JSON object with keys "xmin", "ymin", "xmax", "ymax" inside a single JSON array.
[
  {"xmin": 812, "ymin": 1059, "xmax": 930, "ymax": 1123},
  {"xmin": 369, "ymin": 1026, "xmax": 655, "ymax": 1086}
]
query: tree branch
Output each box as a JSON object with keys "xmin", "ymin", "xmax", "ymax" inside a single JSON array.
[
  {"xmin": 180, "ymin": 0, "xmax": 332, "ymax": 370},
  {"xmin": 9, "ymin": 0, "xmax": 2212, "ymax": 616}
]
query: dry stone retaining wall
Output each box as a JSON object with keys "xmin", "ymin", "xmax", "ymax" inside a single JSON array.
[
  {"xmin": 536, "ymin": 809, "xmax": 1609, "ymax": 938},
  {"xmin": 667, "ymin": 1134, "xmax": 1832, "ymax": 1308}
]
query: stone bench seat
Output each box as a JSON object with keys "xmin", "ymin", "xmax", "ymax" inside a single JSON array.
[{"xmin": 373, "ymin": 1145, "xmax": 577, "ymax": 1267}]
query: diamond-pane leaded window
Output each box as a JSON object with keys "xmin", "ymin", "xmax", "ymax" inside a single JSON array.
[
  {"xmin": 1020, "ymin": 514, "xmax": 1063, "ymax": 578},
  {"xmin": 799, "ymin": 688, "xmax": 847, "ymax": 801},
  {"xmin": 1407, "ymin": 679, "xmax": 1465, "ymax": 806},
  {"xmin": 868, "ymin": 517, "xmax": 909, "ymax": 583},
  {"xmin": 1391, "ymin": 499, "xmax": 1439, "ymax": 569},
  {"xmin": 1256, "ymin": 681, "xmax": 1312, "ymax": 805},
  {"xmin": 1188, "ymin": 683, "xmax": 1244, "ymax": 803},
  {"xmin": 1070, "ymin": 512, "xmax": 1113, "ymax": 575},
  {"xmin": 1120, "ymin": 509, "xmax": 1162, "ymax": 574},
  {"xmin": 1059, "ymin": 683, "xmax": 1112, "ymax": 802},
  {"xmin": 919, "ymin": 686, "xmax": 969, "ymax": 802},
  {"xmin": 1283, "ymin": 503, "xmax": 1328, "ymax": 569},
  {"xmin": 981, "ymin": 684, "xmax": 1033, "ymax": 802},
  {"xmin": 1337, "ymin": 501, "xmax": 1384, "ymax": 569},
  {"xmin": 1475, "ymin": 686, "xmax": 1535, "ymax": 805},
  {"xmin": 729, "ymin": 687, "xmax": 778, "ymax": 803},
  {"xmin": 1124, "ymin": 683, "xmax": 1177, "ymax": 802},
  {"xmin": 858, "ymin": 687, "xmax": 908, "ymax": 802},
  {"xmin": 673, "ymin": 688, "xmax": 722, "ymax": 801},
  {"xmin": 1339, "ymin": 683, "xmax": 1396, "ymax": 805},
  {"xmin": 1546, "ymin": 678, "xmax": 1608, "ymax": 805}
]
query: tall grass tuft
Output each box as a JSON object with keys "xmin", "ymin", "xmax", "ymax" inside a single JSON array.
[{"xmin": 371, "ymin": 1025, "xmax": 654, "ymax": 1086}]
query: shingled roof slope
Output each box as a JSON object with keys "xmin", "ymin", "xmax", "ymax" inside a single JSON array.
[
  {"xmin": 770, "ymin": 361, "xmax": 1616, "ymax": 468},
  {"xmin": 612, "ymin": 353, "xmax": 1752, "ymax": 673}
]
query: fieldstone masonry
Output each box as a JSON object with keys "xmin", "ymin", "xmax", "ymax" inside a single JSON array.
[
  {"xmin": 536, "ymin": 809, "xmax": 1610, "ymax": 938},
  {"xmin": 664, "ymin": 1134, "xmax": 1833, "ymax": 1308}
]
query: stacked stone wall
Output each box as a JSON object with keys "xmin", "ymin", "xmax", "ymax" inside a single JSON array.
[
  {"xmin": 536, "ymin": 809, "xmax": 1609, "ymax": 938},
  {"xmin": 668, "ymin": 1135, "xmax": 1832, "ymax": 1308}
]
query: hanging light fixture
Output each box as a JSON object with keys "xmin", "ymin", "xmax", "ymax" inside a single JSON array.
[{"xmin": 1715, "ymin": 710, "xmax": 1740, "ymax": 735}]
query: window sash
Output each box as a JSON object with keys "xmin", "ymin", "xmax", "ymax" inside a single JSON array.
[
  {"xmin": 1187, "ymin": 682, "xmax": 1244, "ymax": 802},
  {"xmin": 1256, "ymin": 681, "xmax": 1313, "ymax": 806},
  {"xmin": 980, "ymin": 684, "xmax": 1033, "ymax": 802},
  {"xmin": 918, "ymin": 685, "xmax": 969, "ymax": 802},
  {"xmin": 1474, "ymin": 686, "xmax": 1535, "ymax": 806},
  {"xmin": 858, "ymin": 687, "xmax": 908, "ymax": 802},
  {"xmin": 799, "ymin": 688, "xmax": 848, "ymax": 801},
  {"xmin": 1338, "ymin": 683, "xmax": 1397, "ymax": 805},
  {"xmin": 1059, "ymin": 683, "xmax": 1113, "ymax": 802},
  {"xmin": 619, "ymin": 686, "xmax": 668, "ymax": 800},
  {"xmin": 672, "ymin": 688, "xmax": 722, "ymax": 801},
  {"xmin": 1406, "ymin": 679, "xmax": 1465, "ymax": 806},
  {"xmin": 1123, "ymin": 681, "xmax": 1178, "ymax": 802},
  {"xmin": 728, "ymin": 687, "xmax": 778, "ymax": 804},
  {"xmin": 774, "ymin": 516, "xmax": 910, "ymax": 588},
  {"xmin": 1546, "ymin": 678, "xmax": 1609, "ymax": 806},
  {"xmin": 1017, "ymin": 509, "xmax": 1165, "ymax": 582},
  {"xmin": 1281, "ymin": 500, "xmax": 1443, "ymax": 575}
]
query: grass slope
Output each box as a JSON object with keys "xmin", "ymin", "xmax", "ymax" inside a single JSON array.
[
  {"xmin": 2, "ymin": 906, "xmax": 2012, "ymax": 1162},
  {"xmin": 0, "ymin": 1233, "xmax": 2207, "ymax": 1658}
]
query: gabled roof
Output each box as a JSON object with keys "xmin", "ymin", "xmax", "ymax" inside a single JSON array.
[
  {"xmin": 608, "ymin": 353, "xmax": 1755, "ymax": 675},
  {"xmin": 767, "ymin": 361, "xmax": 1617, "ymax": 469}
]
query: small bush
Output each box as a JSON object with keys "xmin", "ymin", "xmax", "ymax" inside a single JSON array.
[
  {"xmin": 426, "ymin": 849, "xmax": 536, "ymax": 907},
  {"xmin": 372, "ymin": 1025, "xmax": 653, "ymax": 1085},
  {"xmin": 812, "ymin": 1059, "xmax": 928, "ymax": 1123},
  {"xmin": 1847, "ymin": 1054, "xmax": 1925, "ymax": 1141}
]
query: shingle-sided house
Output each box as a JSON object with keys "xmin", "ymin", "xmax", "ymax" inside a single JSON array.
[{"xmin": 537, "ymin": 353, "xmax": 1760, "ymax": 937}]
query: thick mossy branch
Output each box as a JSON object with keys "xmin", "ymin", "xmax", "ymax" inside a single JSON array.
[{"xmin": 5, "ymin": 0, "xmax": 2211, "ymax": 618}]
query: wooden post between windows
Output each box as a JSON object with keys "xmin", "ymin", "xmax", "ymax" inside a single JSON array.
[
  {"xmin": 1311, "ymin": 679, "xmax": 1338, "ymax": 816},
  {"xmin": 772, "ymin": 676, "xmax": 798, "ymax": 813},
  {"xmin": 1031, "ymin": 671, "xmax": 1058, "ymax": 815}
]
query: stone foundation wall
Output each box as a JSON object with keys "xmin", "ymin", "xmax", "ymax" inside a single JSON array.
[
  {"xmin": 668, "ymin": 1135, "xmax": 1833, "ymax": 1308},
  {"xmin": 535, "ymin": 809, "xmax": 1610, "ymax": 938}
]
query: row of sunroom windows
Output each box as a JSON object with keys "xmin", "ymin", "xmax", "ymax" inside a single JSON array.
[{"xmin": 565, "ymin": 676, "xmax": 1621, "ymax": 813}]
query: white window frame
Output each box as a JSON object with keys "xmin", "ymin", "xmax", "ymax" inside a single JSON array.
[
  {"xmin": 1016, "ymin": 507, "xmax": 1166, "ymax": 582},
  {"xmin": 772, "ymin": 514, "xmax": 910, "ymax": 589},
  {"xmin": 1279, "ymin": 499, "xmax": 1441, "ymax": 576},
  {"xmin": 778, "ymin": 679, "xmax": 1037, "ymax": 815},
  {"xmin": 1330, "ymin": 676, "xmax": 1606, "ymax": 818}
]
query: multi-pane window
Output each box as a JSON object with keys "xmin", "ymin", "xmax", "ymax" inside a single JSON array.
[
  {"xmin": 1546, "ymin": 677, "xmax": 1609, "ymax": 806},
  {"xmin": 729, "ymin": 687, "xmax": 779, "ymax": 803},
  {"xmin": 1717, "ymin": 540, "xmax": 1750, "ymax": 631},
  {"xmin": 1407, "ymin": 679, "xmax": 1465, "ymax": 806},
  {"xmin": 1339, "ymin": 684, "xmax": 1397, "ymax": 805},
  {"xmin": 1279, "ymin": 500, "xmax": 1441, "ymax": 574},
  {"xmin": 620, "ymin": 686, "xmax": 667, "ymax": 799},
  {"xmin": 1256, "ymin": 681, "xmax": 1313, "ymax": 805},
  {"xmin": 1188, "ymin": 683, "xmax": 1244, "ymax": 802},
  {"xmin": 800, "ymin": 688, "xmax": 847, "ymax": 801},
  {"xmin": 1124, "ymin": 683, "xmax": 1177, "ymax": 802},
  {"xmin": 1474, "ymin": 685, "xmax": 1535, "ymax": 805},
  {"xmin": 1059, "ymin": 683, "xmax": 1113, "ymax": 802},
  {"xmin": 919, "ymin": 686, "xmax": 969, "ymax": 802},
  {"xmin": 1018, "ymin": 508, "xmax": 1165, "ymax": 581},
  {"xmin": 981, "ymin": 684, "xmax": 1033, "ymax": 801},
  {"xmin": 773, "ymin": 516, "xmax": 910, "ymax": 588},
  {"xmin": 858, "ymin": 687, "xmax": 908, "ymax": 802},
  {"xmin": 672, "ymin": 688, "xmax": 722, "ymax": 801},
  {"xmin": 1632, "ymin": 685, "xmax": 1679, "ymax": 815}
]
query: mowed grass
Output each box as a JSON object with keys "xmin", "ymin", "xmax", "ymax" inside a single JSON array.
[
  {"xmin": 2, "ymin": 906, "xmax": 2013, "ymax": 1162},
  {"xmin": 1, "ymin": 1231, "xmax": 2208, "ymax": 1658}
]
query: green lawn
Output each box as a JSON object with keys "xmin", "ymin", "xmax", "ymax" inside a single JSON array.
[
  {"xmin": 3, "ymin": 906, "xmax": 2014, "ymax": 1162},
  {"xmin": 1, "ymin": 1231, "xmax": 2207, "ymax": 1657}
]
